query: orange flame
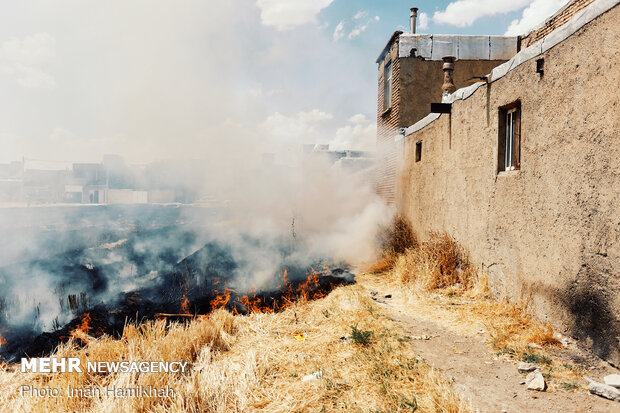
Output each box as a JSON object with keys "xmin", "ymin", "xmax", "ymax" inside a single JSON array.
[
  {"xmin": 210, "ymin": 268, "xmax": 333, "ymax": 315},
  {"xmin": 0, "ymin": 333, "xmax": 6, "ymax": 360},
  {"xmin": 282, "ymin": 268, "xmax": 289, "ymax": 286},
  {"xmin": 69, "ymin": 312, "xmax": 92, "ymax": 343},
  {"xmin": 210, "ymin": 288, "xmax": 236, "ymax": 311},
  {"xmin": 180, "ymin": 294, "xmax": 190, "ymax": 314},
  {"xmin": 75, "ymin": 312, "xmax": 91, "ymax": 334}
]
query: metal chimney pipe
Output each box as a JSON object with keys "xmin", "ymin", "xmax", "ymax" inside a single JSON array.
[{"xmin": 410, "ymin": 8, "xmax": 418, "ymax": 34}]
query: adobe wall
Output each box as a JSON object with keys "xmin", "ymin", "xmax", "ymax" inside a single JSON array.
[
  {"xmin": 399, "ymin": 58, "xmax": 506, "ymax": 128},
  {"xmin": 396, "ymin": 5, "xmax": 620, "ymax": 364},
  {"xmin": 376, "ymin": 37, "xmax": 507, "ymax": 204}
]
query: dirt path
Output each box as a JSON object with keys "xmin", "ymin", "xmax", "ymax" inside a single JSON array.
[{"xmin": 358, "ymin": 276, "xmax": 620, "ymax": 413}]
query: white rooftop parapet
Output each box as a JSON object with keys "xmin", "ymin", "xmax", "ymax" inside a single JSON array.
[{"xmin": 398, "ymin": 34, "xmax": 517, "ymax": 60}]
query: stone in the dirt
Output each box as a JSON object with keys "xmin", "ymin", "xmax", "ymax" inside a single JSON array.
[
  {"xmin": 302, "ymin": 371, "xmax": 323, "ymax": 382},
  {"xmin": 528, "ymin": 343, "xmax": 542, "ymax": 349},
  {"xmin": 604, "ymin": 374, "xmax": 620, "ymax": 389},
  {"xmin": 553, "ymin": 332, "xmax": 571, "ymax": 346},
  {"xmin": 518, "ymin": 362, "xmax": 538, "ymax": 373},
  {"xmin": 526, "ymin": 371, "xmax": 546, "ymax": 391},
  {"xmin": 588, "ymin": 380, "xmax": 620, "ymax": 402}
]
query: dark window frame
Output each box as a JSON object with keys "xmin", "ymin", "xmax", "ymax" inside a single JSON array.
[
  {"xmin": 497, "ymin": 101, "xmax": 521, "ymax": 173},
  {"xmin": 415, "ymin": 141, "xmax": 422, "ymax": 162},
  {"xmin": 383, "ymin": 60, "xmax": 392, "ymax": 111}
]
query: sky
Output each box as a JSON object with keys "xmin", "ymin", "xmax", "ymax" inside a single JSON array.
[{"xmin": 0, "ymin": 0, "xmax": 570, "ymax": 165}]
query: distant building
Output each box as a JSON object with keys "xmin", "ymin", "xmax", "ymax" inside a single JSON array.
[
  {"xmin": 0, "ymin": 155, "xmax": 168, "ymax": 205},
  {"xmin": 0, "ymin": 161, "xmax": 23, "ymax": 203},
  {"xmin": 23, "ymin": 169, "xmax": 69, "ymax": 204},
  {"xmin": 71, "ymin": 163, "xmax": 107, "ymax": 203},
  {"xmin": 301, "ymin": 144, "xmax": 375, "ymax": 172}
]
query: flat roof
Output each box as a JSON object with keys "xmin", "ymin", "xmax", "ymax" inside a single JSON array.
[{"xmin": 377, "ymin": 33, "xmax": 517, "ymax": 63}]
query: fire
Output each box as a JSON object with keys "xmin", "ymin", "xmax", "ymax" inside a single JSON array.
[
  {"xmin": 69, "ymin": 312, "xmax": 92, "ymax": 343},
  {"xmin": 180, "ymin": 294, "xmax": 190, "ymax": 314},
  {"xmin": 179, "ymin": 279, "xmax": 192, "ymax": 314},
  {"xmin": 75, "ymin": 312, "xmax": 91, "ymax": 334},
  {"xmin": 298, "ymin": 270, "xmax": 321, "ymax": 300},
  {"xmin": 210, "ymin": 288, "xmax": 235, "ymax": 311},
  {"xmin": 238, "ymin": 295, "xmax": 273, "ymax": 314},
  {"xmin": 205, "ymin": 268, "xmax": 339, "ymax": 315},
  {"xmin": 0, "ymin": 333, "xmax": 6, "ymax": 361}
]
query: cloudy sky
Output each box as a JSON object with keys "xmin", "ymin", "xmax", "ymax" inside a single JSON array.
[{"xmin": 0, "ymin": 0, "xmax": 569, "ymax": 165}]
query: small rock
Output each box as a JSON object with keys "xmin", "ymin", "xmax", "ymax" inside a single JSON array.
[
  {"xmin": 477, "ymin": 329, "xmax": 486, "ymax": 334},
  {"xmin": 369, "ymin": 290, "xmax": 378, "ymax": 296},
  {"xmin": 528, "ymin": 343, "xmax": 542, "ymax": 349},
  {"xmin": 384, "ymin": 294, "xmax": 392, "ymax": 299},
  {"xmin": 604, "ymin": 374, "xmax": 620, "ymax": 389},
  {"xmin": 554, "ymin": 332, "xmax": 572, "ymax": 347},
  {"xmin": 518, "ymin": 362, "xmax": 538, "ymax": 373},
  {"xmin": 588, "ymin": 380, "xmax": 620, "ymax": 402},
  {"xmin": 526, "ymin": 371, "xmax": 546, "ymax": 391},
  {"xmin": 519, "ymin": 381, "xmax": 526, "ymax": 385},
  {"xmin": 339, "ymin": 335, "xmax": 352, "ymax": 343},
  {"xmin": 411, "ymin": 335, "xmax": 432, "ymax": 340},
  {"xmin": 302, "ymin": 371, "xmax": 323, "ymax": 382}
]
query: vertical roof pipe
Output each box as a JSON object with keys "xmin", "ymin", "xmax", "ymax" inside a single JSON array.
[{"xmin": 410, "ymin": 8, "xmax": 418, "ymax": 34}]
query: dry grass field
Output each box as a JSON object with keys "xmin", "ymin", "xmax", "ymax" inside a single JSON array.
[
  {"xmin": 1, "ymin": 218, "xmax": 599, "ymax": 412},
  {"xmin": 0, "ymin": 284, "xmax": 470, "ymax": 412}
]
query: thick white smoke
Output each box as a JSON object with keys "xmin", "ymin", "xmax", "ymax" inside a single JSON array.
[{"xmin": 0, "ymin": 0, "xmax": 393, "ymax": 358}]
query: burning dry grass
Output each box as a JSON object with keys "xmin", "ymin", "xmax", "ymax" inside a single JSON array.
[{"xmin": 0, "ymin": 285, "xmax": 471, "ymax": 412}]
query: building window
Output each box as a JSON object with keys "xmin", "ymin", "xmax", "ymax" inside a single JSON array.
[
  {"xmin": 415, "ymin": 141, "xmax": 422, "ymax": 162},
  {"xmin": 384, "ymin": 61, "xmax": 392, "ymax": 110},
  {"xmin": 498, "ymin": 102, "xmax": 521, "ymax": 172}
]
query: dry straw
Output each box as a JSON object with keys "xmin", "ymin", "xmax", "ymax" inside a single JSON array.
[{"xmin": 0, "ymin": 286, "xmax": 471, "ymax": 412}]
